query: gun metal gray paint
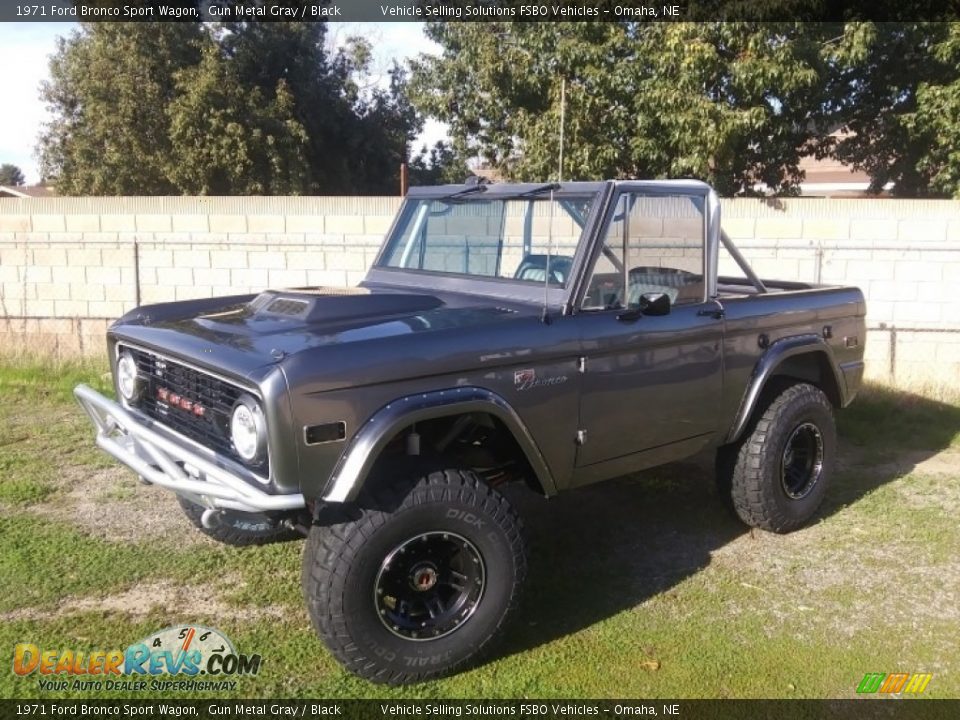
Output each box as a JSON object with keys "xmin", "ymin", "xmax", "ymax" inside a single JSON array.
[{"xmin": 78, "ymin": 179, "xmax": 866, "ymax": 512}]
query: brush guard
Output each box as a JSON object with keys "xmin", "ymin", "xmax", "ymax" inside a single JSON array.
[{"xmin": 73, "ymin": 384, "xmax": 306, "ymax": 516}]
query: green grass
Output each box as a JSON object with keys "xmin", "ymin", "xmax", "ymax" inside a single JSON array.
[
  {"xmin": 0, "ymin": 477, "xmax": 56, "ymax": 505},
  {"xmin": 838, "ymin": 383, "xmax": 960, "ymax": 455},
  {"xmin": 0, "ymin": 357, "xmax": 114, "ymax": 509},
  {"xmin": 1, "ymin": 360, "xmax": 959, "ymax": 700},
  {"xmin": 0, "ymin": 355, "xmax": 112, "ymax": 404}
]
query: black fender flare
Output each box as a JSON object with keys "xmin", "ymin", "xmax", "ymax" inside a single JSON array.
[
  {"xmin": 321, "ymin": 386, "xmax": 557, "ymax": 503},
  {"xmin": 725, "ymin": 334, "xmax": 846, "ymax": 444}
]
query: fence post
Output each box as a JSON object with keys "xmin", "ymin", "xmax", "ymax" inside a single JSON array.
[{"xmin": 133, "ymin": 238, "xmax": 141, "ymax": 308}]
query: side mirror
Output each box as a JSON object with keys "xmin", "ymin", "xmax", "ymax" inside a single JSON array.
[{"xmin": 640, "ymin": 292, "xmax": 671, "ymax": 316}]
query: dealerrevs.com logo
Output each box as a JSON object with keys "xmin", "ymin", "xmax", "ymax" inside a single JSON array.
[
  {"xmin": 856, "ymin": 672, "xmax": 933, "ymax": 695},
  {"xmin": 13, "ymin": 625, "xmax": 261, "ymax": 692}
]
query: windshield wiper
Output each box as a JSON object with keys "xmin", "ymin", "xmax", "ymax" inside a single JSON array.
[
  {"xmin": 500, "ymin": 182, "xmax": 561, "ymax": 200},
  {"xmin": 438, "ymin": 184, "xmax": 489, "ymax": 201},
  {"xmin": 437, "ymin": 181, "xmax": 561, "ymax": 203}
]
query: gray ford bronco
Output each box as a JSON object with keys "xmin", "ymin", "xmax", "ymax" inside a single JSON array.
[{"xmin": 75, "ymin": 179, "xmax": 865, "ymax": 684}]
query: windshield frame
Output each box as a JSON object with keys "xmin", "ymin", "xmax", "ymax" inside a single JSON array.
[{"xmin": 366, "ymin": 181, "xmax": 611, "ymax": 306}]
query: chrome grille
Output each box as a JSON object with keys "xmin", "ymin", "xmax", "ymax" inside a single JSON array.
[{"xmin": 122, "ymin": 345, "xmax": 267, "ymax": 474}]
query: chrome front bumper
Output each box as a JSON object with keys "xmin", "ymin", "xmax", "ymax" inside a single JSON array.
[{"xmin": 74, "ymin": 384, "xmax": 306, "ymax": 515}]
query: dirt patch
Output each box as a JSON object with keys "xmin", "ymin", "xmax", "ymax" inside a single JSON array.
[
  {"xmin": 841, "ymin": 447, "xmax": 960, "ymax": 480},
  {"xmin": 29, "ymin": 464, "xmax": 217, "ymax": 546},
  {"xmin": 0, "ymin": 578, "xmax": 300, "ymax": 624},
  {"xmin": 710, "ymin": 528, "xmax": 960, "ymax": 634},
  {"xmin": 707, "ymin": 446, "xmax": 960, "ymax": 642},
  {"xmin": 904, "ymin": 449, "xmax": 960, "ymax": 476}
]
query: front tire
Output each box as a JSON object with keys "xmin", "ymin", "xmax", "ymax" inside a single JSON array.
[
  {"xmin": 177, "ymin": 495, "xmax": 300, "ymax": 546},
  {"xmin": 302, "ymin": 468, "xmax": 526, "ymax": 685},
  {"xmin": 720, "ymin": 383, "xmax": 836, "ymax": 533}
]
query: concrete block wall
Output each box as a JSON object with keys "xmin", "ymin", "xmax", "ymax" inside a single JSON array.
[
  {"xmin": 721, "ymin": 198, "xmax": 960, "ymax": 387},
  {"xmin": 624, "ymin": 196, "xmax": 705, "ymax": 274},
  {"xmin": 1, "ymin": 195, "xmax": 959, "ymax": 388},
  {"xmin": 0, "ymin": 196, "xmax": 399, "ymax": 358}
]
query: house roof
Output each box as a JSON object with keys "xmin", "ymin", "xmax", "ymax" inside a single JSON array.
[{"xmin": 0, "ymin": 185, "xmax": 55, "ymax": 198}]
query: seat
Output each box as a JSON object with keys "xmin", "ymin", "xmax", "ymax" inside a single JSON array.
[
  {"xmin": 513, "ymin": 254, "xmax": 573, "ymax": 285},
  {"xmin": 627, "ymin": 266, "xmax": 704, "ymax": 306}
]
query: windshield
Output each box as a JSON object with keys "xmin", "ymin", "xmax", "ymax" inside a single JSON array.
[{"xmin": 377, "ymin": 191, "xmax": 600, "ymax": 287}]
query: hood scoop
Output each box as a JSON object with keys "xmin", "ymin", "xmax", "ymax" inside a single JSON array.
[
  {"xmin": 265, "ymin": 298, "xmax": 310, "ymax": 316},
  {"xmin": 248, "ymin": 287, "xmax": 444, "ymax": 323}
]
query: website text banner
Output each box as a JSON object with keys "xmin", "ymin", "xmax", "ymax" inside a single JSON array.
[
  {"xmin": 3, "ymin": 0, "xmax": 958, "ymax": 23},
  {"xmin": 3, "ymin": 700, "xmax": 959, "ymax": 720}
]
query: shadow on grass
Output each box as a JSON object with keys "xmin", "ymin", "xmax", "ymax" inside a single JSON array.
[
  {"xmin": 829, "ymin": 384, "xmax": 960, "ymax": 510},
  {"xmin": 497, "ymin": 383, "xmax": 960, "ymax": 659}
]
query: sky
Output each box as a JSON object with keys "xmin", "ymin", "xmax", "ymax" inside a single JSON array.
[{"xmin": 0, "ymin": 22, "xmax": 446, "ymax": 185}]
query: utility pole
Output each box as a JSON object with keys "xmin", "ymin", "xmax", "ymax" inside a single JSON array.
[
  {"xmin": 558, "ymin": 76, "xmax": 565, "ymax": 182},
  {"xmin": 499, "ymin": 35, "xmax": 566, "ymax": 182}
]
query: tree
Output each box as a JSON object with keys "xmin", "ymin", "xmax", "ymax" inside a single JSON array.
[
  {"xmin": 211, "ymin": 21, "xmax": 357, "ymax": 193},
  {"xmin": 0, "ymin": 164, "xmax": 26, "ymax": 186},
  {"xmin": 38, "ymin": 19, "xmax": 422, "ymax": 195},
  {"xmin": 39, "ymin": 23, "xmax": 203, "ymax": 194},
  {"xmin": 411, "ymin": 21, "xmax": 960, "ymax": 197},
  {"xmin": 824, "ymin": 22, "xmax": 960, "ymax": 197},
  {"xmin": 914, "ymin": 25, "xmax": 960, "ymax": 198},
  {"xmin": 411, "ymin": 22, "xmax": 836, "ymax": 195},
  {"xmin": 408, "ymin": 141, "xmax": 471, "ymax": 186},
  {"xmin": 166, "ymin": 45, "xmax": 310, "ymax": 195},
  {"xmin": 344, "ymin": 63, "xmax": 424, "ymax": 195}
]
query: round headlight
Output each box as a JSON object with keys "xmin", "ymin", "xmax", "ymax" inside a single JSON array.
[
  {"xmin": 230, "ymin": 397, "xmax": 266, "ymax": 463},
  {"xmin": 117, "ymin": 352, "xmax": 141, "ymax": 401}
]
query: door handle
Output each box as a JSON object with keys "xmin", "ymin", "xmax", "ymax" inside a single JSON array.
[
  {"xmin": 697, "ymin": 306, "xmax": 725, "ymax": 320},
  {"xmin": 616, "ymin": 307, "xmax": 644, "ymax": 322}
]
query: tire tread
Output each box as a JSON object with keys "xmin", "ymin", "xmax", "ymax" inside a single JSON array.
[
  {"xmin": 177, "ymin": 495, "xmax": 299, "ymax": 546},
  {"xmin": 302, "ymin": 468, "xmax": 526, "ymax": 685},
  {"xmin": 725, "ymin": 382, "xmax": 835, "ymax": 533}
]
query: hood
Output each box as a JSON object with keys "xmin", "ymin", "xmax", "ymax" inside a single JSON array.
[{"xmin": 109, "ymin": 286, "xmax": 533, "ymax": 382}]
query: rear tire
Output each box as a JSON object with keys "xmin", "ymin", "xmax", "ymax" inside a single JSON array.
[
  {"xmin": 177, "ymin": 495, "xmax": 300, "ymax": 546},
  {"xmin": 302, "ymin": 468, "xmax": 526, "ymax": 685},
  {"xmin": 720, "ymin": 383, "xmax": 836, "ymax": 533}
]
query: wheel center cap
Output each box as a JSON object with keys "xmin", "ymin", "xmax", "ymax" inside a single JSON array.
[{"xmin": 411, "ymin": 565, "xmax": 438, "ymax": 592}]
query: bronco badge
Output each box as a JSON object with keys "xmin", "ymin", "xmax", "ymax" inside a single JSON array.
[{"xmin": 514, "ymin": 368, "xmax": 568, "ymax": 391}]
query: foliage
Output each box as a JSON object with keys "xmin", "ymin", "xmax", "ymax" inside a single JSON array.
[
  {"xmin": 823, "ymin": 22, "xmax": 960, "ymax": 198},
  {"xmin": 412, "ymin": 22, "xmax": 836, "ymax": 195},
  {"xmin": 0, "ymin": 164, "xmax": 26, "ymax": 186},
  {"xmin": 408, "ymin": 140, "xmax": 471, "ymax": 186},
  {"xmin": 412, "ymin": 21, "xmax": 960, "ymax": 197},
  {"xmin": 35, "ymin": 20, "xmax": 960, "ymax": 197},
  {"xmin": 39, "ymin": 23, "xmax": 201, "ymax": 195},
  {"xmin": 913, "ymin": 26, "xmax": 960, "ymax": 198},
  {"xmin": 38, "ymin": 20, "xmax": 421, "ymax": 195},
  {"xmin": 166, "ymin": 44, "xmax": 310, "ymax": 195}
]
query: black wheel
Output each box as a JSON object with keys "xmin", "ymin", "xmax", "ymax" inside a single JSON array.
[
  {"xmin": 177, "ymin": 495, "xmax": 300, "ymax": 546},
  {"xmin": 302, "ymin": 468, "xmax": 526, "ymax": 685},
  {"xmin": 719, "ymin": 383, "xmax": 836, "ymax": 533}
]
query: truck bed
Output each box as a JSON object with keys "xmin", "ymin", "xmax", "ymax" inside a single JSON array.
[{"xmin": 717, "ymin": 276, "xmax": 821, "ymax": 296}]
